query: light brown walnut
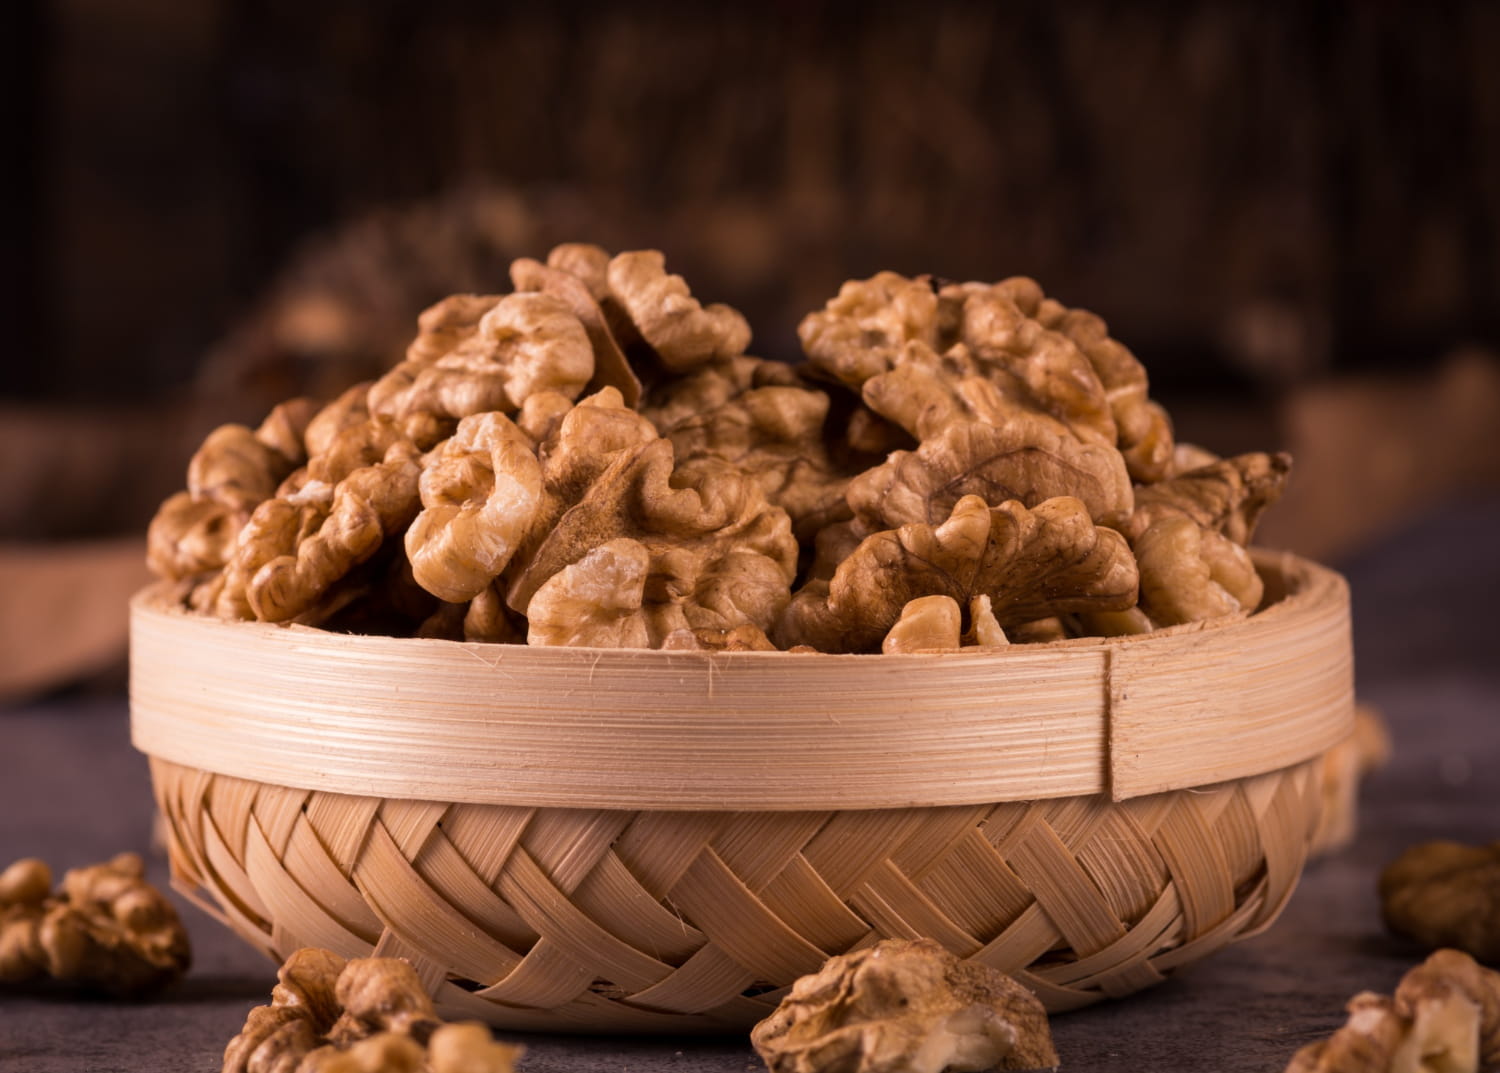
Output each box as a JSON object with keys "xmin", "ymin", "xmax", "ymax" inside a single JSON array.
[
  {"xmin": 369, "ymin": 291, "xmax": 594, "ymax": 424},
  {"xmin": 605, "ymin": 250, "xmax": 751, "ymax": 372},
  {"xmin": 511, "ymin": 251, "xmax": 641, "ymax": 406},
  {"xmin": 882, "ymin": 595, "xmax": 963, "ymax": 654},
  {"xmin": 1034, "ymin": 297, "xmax": 1175, "ymax": 482},
  {"xmin": 750, "ymin": 937, "xmax": 1058, "ymax": 1073},
  {"xmin": 777, "ymin": 494, "xmax": 1137, "ymax": 653},
  {"xmin": 215, "ymin": 441, "xmax": 422, "ymax": 623},
  {"xmin": 1285, "ymin": 950, "xmax": 1500, "ymax": 1073},
  {"xmin": 644, "ymin": 354, "xmax": 849, "ymax": 541},
  {"xmin": 518, "ymin": 442, "xmax": 798, "ymax": 648},
  {"xmin": 1126, "ymin": 451, "xmax": 1293, "ymax": 546},
  {"xmin": 798, "ymin": 271, "xmax": 941, "ymax": 387},
  {"xmin": 223, "ymin": 948, "xmax": 522, "ymax": 1073},
  {"xmin": 1134, "ymin": 514, "xmax": 1264, "ymax": 627},
  {"xmin": 545, "ymin": 242, "xmax": 611, "ymax": 300},
  {"xmin": 403, "ymin": 293, "xmax": 509, "ymax": 365},
  {"xmin": 0, "ymin": 853, "xmax": 190, "ymax": 996},
  {"xmin": 147, "ymin": 403, "xmax": 314, "ymax": 582},
  {"xmin": 1381, "ymin": 842, "xmax": 1500, "ymax": 966},
  {"xmin": 406, "ymin": 412, "xmax": 544, "ymax": 603},
  {"xmin": 941, "ymin": 278, "xmax": 1118, "ymax": 446},
  {"xmin": 847, "ymin": 388, "xmax": 1134, "ymax": 532}
]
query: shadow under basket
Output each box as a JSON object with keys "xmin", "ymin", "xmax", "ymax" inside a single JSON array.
[{"xmin": 130, "ymin": 548, "xmax": 1353, "ymax": 1034}]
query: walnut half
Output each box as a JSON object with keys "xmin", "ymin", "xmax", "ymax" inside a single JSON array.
[
  {"xmin": 1285, "ymin": 949, "xmax": 1500, "ymax": 1073},
  {"xmin": 750, "ymin": 938, "xmax": 1058, "ymax": 1073},
  {"xmin": 222, "ymin": 947, "xmax": 522, "ymax": 1073},
  {"xmin": 0, "ymin": 853, "xmax": 190, "ymax": 996},
  {"xmin": 1381, "ymin": 842, "xmax": 1500, "ymax": 966}
]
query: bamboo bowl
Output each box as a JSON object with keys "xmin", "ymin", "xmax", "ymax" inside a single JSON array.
[{"xmin": 130, "ymin": 548, "xmax": 1353, "ymax": 1034}]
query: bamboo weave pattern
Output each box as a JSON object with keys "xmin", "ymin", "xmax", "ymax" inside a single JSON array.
[{"xmin": 152, "ymin": 755, "xmax": 1320, "ymax": 1032}]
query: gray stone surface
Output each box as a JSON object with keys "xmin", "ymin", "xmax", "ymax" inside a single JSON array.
[{"xmin": 3, "ymin": 498, "xmax": 1497, "ymax": 1071}]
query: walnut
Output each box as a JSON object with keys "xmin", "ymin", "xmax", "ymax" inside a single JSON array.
[
  {"xmin": 1034, "ymin": 299, "xmax": 1175, "ymax": 482},
  {"xmin": 804, "ymin": 272, "xmax": 1171, "ymax": 480},
  {"xmin": 1133, "ymin": 514, "xmax": 1264, "ymax": 627},
  {"xmin": 223, "ymin": 948, "xmax": 522, "ymax": 1073},
  {"xmin": 502, "ymin": 389, "xmax": 799, "ymax": 639},
  {"xmin": 214, "ymin": 440, "xmax": 422, "ymax": 623},
  {"xmin": 750, "ymin": 938, "xmax": 1058, "ymax": 1073},
  {"xmin": 798, "ymin": 271, "xmax": 941, "ymax": 387},
  {"xmin": 510, "ymin": 250, "xmax": 642, "ymax": 407},
  {"xmin": 882, "ymin": 595, "xmax": 963, "ymax": 654},
  {"xmin": 147, "ymin": 405, "xmax": 312, "ymax": 582},
  {"xmin": 1126, "ymin": 451, "xmax": 1293, "ymax": 546},
  {"xmin": 777, "ymin": 494, "xmax": 1137, "ymax": 653},
  {"xmin": 643, "ymin": 354, "xmax": 849, "ymax": 540},
  {"xmin": 605, "ymin": 249, "xmax": 751, "ymax": 372},
  {"xmin": 0, "ymin": 853, "xmax": 190, "ymax": 996},
  {"xmin": 660, "ymin": 623, "xmax": 778, "ymax": 652},
  {"xmin": 1285, "ymin": 950, "xmax": 1500, "ymax": 1073},
  {"xmin": 403, "ymin": 294, "xmax": 502, "ymax": 365},
  {"xmin": 847, "ymin": 387, "xmax": 1134, "ymax": 531},
  {"xmin": 941, "ymin": 278, "xmax": 1118, "ymax": 446},
  {"xmin": 369, "ymin": 291, "xmax": 594, "ymax": 424},
  {"xmin": 517, "ymin": 442, "xmax": 798, "ymax": 648},
  {"xmin": 406, "ymin": 411, "xmax": 544, "ymax": 603},
  {"xmin": 305, "ymin": 382, "xmax": 378, "ymax": 458},
  {"xmin": 545, "ymin": 242, "xmax": 611, "ymax": 300},
  {"xmin": 964, "ymin": 595, "xmax": 1010, "ymax": 648},
  {"xmin": 1381, "ymin": 842, "xmax": 1500, "ymax": 965}
]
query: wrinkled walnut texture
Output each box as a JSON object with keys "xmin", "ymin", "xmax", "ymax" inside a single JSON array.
[
  {"xmin": 751, "ymin": 937, "xmax": 1058, "ymax": 1073},
  {"xmin": 0, "ymin": 853, "xmax": 190, "ymax": 996},
  {"xmin": 1381, "ymin": 842, "xmax": 1500, "ymax": 966},
  {"xmin": 1285, "ymin": 950, "xmax": 1500, "ymax": 1073},
  {"xmin": 150, "ymin": 250, "xmax": 1299, "ymax": 653},
  {"xmin": 222, "ymin": 948, "xmax": 521, "ymax": 1073}
]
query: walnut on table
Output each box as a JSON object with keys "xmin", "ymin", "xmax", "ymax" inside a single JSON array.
[
  {"xmin": 0, "ymin": 853, "xmax": 190, "ymax": 996},
  {"xmin": 223, "ymin": 948, "xmax": 521, "ymax": 1073},
  {"xmin": 1285, "ymin": 950, "xmax": 1500, "ymax": 1073},
  {"xmin": 750, "ymin": 937, "xmax": 1058, "ymax": 1073},
  {"xmin": 1381, "ymin": 842, "xmax": 1500, "ymax": 966}
]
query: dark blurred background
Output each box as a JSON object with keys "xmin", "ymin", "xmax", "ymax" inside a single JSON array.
[{"xmin": 3, "ymin": 0, "xmax": 1499, "ymax": 696}]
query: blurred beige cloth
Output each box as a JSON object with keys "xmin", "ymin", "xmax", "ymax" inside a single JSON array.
[{"xmin": 0, "ymin": 538, "xmax": 150, "ymax": 704}]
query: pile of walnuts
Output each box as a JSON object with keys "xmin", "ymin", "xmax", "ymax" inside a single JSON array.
[{"xmin": 149, "ymin": 246, "xmax": 1290, "ymax": 653}]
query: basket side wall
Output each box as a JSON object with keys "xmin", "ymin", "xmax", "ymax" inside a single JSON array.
[{"xmin": 149, "ymin": 756, "xmax": 1322, "ymax": 1032}]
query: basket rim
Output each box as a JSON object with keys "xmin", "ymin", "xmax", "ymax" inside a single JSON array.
[{"xmin": 129, "ymin": 548, "xmax": 1353, "ymax": 809}]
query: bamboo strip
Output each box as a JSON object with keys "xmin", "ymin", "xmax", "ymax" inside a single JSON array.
[{"xmin": 130, "ymin": 551, "xmax": 1352, "ymax": 809}]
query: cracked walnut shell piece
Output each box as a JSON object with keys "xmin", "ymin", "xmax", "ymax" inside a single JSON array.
[
  {"xmin": 1381, "ymin": 842, "xmax": 1500, "ymax": 966},
  {"xmin": 0, "ymin": 853, "xmax": 190, "ymax": 996},
  {"xmin": 751, "ymin": 938, "xmax": 1058, "ymax": 1073},
  {"xmin": 1285, "ymin": 950, "xmax": 1500, "ymax": 1073},
  {"xmin": 222, "ymin": 947, "xmax": 522, "ymax": 1073}
]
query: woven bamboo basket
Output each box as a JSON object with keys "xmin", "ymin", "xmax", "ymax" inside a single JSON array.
[{"xmin": 130, "ymin": 548, "xmax": 1353, "ymax": 1034}]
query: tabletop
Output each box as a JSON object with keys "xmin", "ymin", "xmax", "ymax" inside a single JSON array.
[{"xmin": 3, "ymin": 496, "xmax": 1497, "ymax": 1072}]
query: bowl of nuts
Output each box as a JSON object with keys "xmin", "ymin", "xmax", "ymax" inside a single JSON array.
[{"xmin": 131, "ymin": 246, "xmax": 1354, "ymax": 1033}]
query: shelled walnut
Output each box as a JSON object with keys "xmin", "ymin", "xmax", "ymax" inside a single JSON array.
[
  {"xmin": 1285, "ymin": 950, "xmax": 1500, "ymax": 1073},
  {"xmin": 151, "ymin": 247, "xmax": 1305, "ymax": 653},
  {"xmin": 223, "ymin": 947, "xmax": 521, "ymax": 1073},
  {"xmin": 0, "ymin": 853, "xmax": 190, "ymax": 996},
  {"xmin": 751, "ymin": 938, "xmax": 1058, "ymax": 1073},
  {"xmin": 1381, "ymin": 842, "xmax": 1500, "ymax": 965}
]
